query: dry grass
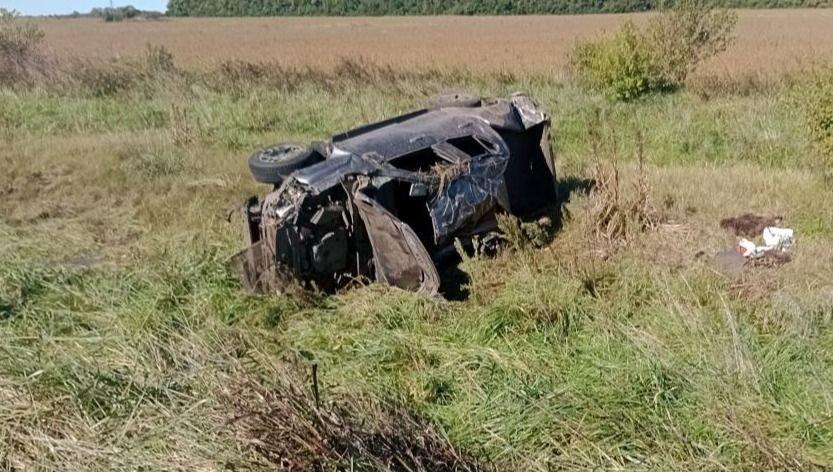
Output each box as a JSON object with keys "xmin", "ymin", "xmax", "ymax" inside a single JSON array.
[
  {"xmin": 228, "ymin": 364, "xmax": 493, "ymax": 470},
  {"xmin": 33, "ymin": 10, "xmax": 833, "ymax": 77}
]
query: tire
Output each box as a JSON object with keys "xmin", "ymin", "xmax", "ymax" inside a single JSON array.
[
  {"xmin": 427, "ymin": 93, "xmax": 481, "ymax": 109},
  {"xmin": 248, "ymin": 143, "xmax": 320, "ymax": 185}
]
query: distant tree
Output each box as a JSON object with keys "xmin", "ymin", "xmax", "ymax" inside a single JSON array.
[{"xmin": 166, "ymin": 0, "xmax": 832, "ymax": 16}]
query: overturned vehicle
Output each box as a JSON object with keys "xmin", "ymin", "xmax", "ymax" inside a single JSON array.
[{"xmin": 232, "ymin": 93, "xmax": 557, "ymax": 296}]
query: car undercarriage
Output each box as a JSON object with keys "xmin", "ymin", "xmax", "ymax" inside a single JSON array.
[{"xmin": 231, "ymin": 93, "xmax": 557, "ymax": 296}]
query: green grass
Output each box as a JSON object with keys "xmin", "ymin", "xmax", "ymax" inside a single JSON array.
[{"xmin": 2, "ymin": 67, "xmax": 833, "ymax": 470}]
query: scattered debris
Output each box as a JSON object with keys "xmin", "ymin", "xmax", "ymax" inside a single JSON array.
[
  {"xmin": 714, "ymin": 217, "xmax": 795, "ymax": 275},
  {"xmin": 737, "ymin": 226, "xmax": 794, "ymax": 258},
  {"xmin": 748, "ymin": 250, "xmax": 792, "ymax": 268},
  {"xmin": 720, "ymin": 213, "xmax": 782, "ymax": 238},
  {"xmin": 763, "ymin": 226, "xmax": 795, "ymax": 250}
]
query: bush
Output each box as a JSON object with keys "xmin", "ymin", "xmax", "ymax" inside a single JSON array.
[
  {"xmin": 0, "ymin": 9, "xmax": 46, "ymax": 86},
  {"xmin": 145, "ymin": 44, "xmax": 175, "ymax": 74},
  {"xmin": 792, "ymin": 67, "xmax": 833, "ymax": 161},
  {"xmin": 571, "ymin": 21, "xmax": 660, "ymax": 101},
  {"xmin": 647, "ymin": 1, "xmax": 737, "ymax": 85},
  {"xmin": 571, "ymin": 1, "xmax": 737, "ymax": 100},
  {"xmin": 70, "ymin": 62, "xmax": 140, "ymax": 97}
]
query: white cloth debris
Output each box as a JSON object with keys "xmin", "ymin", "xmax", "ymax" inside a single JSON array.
[
  {"xmin": 738, "ymin": 238, "xmax": 761, "ymax": 257},
  {"xmin": 737, "ymin": 227, "xmax": 795, "ymax": 258},
  {"xmin": 762, "ymin": 227, "xmax": 794, "ymax": 250}
]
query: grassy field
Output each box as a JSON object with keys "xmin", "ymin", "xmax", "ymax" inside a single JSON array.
[
  {"xmin": 3, "ymin": 10, "xmax": 833, "ymax": 471},
  {"xmin": 35, "ymin": 10, "xmax": 833, "ymax": 76}
]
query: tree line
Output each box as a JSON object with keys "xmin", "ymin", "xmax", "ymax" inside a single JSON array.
[{"xmin": 166, "ymin": 0, "xmax": 831, "ymax": 16}]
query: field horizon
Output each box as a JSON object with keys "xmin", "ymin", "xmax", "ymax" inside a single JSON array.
[{"xmin": 34, "ymin": 9, "xmax": 833, "ymax": 77}]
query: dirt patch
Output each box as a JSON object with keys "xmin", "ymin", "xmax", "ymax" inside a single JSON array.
[
  {"xmin": 227, "ymin": 366, "xmax": 493, "ymax": 471},
  {"xmin": 720, "ymin": 214, "xmax": 782, "ymax": 238}
]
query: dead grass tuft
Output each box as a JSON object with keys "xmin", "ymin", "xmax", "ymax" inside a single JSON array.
[
  {"xmin": 586, "ymin": 116, "xmax": 662, "ymax": 246},
  {"xmin": 0, "ymin": 9, "xmax": 56, "ymax": 87},
  {"xmin": 228, "ymin": 365, "xmax": 493, "ymax": 471}
]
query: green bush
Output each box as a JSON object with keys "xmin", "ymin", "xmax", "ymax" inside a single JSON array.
[
  {"xmin": 571, "ymin": 21, "xmax": 659, "ymax": 101},
  {"xmin": 571, "ymin": 1, "xmax": 737, "ymax": 100},
  {"xmin": 647, "ymin": 1, "xmax": 737, "ymax": 85},
  {"xmin": 792, "ymin": 68, "xmax": 833, "ymax": 160}
]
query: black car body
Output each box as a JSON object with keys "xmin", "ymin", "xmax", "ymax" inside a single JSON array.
[{"xmin": 232, "ymin": 93, "xmax": 557, "ymax": 295}]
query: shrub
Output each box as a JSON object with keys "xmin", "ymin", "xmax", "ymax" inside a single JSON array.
[
  {"xmin": 145, "ymin": 44, "xmax": 175, "ymax": 74},
  {"xmin": 792, "ymin": 67, "xmax": 833, "ymax": 161},
  {"xmin": 0, "ymin": 9, "xmax": 46, "ymax": 86},
  {"xmin": 571, "ymin": 1, "xmax": 737, "ymax": 100},
  {"xmin": 571, "ymin": 21, "xmax": 659, "ymax": 101},
  {"xmin": 647, "ymin": 0, "xmax": 737, "ymax": 85},
  {"xmin": 70, "ymin": 62, "xmax": 140, "ymax": 97}
]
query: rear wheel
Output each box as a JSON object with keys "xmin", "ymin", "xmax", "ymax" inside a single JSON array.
[{"xmin": 248, "ymin": 143, "xmax": 321, "ymax": 185}]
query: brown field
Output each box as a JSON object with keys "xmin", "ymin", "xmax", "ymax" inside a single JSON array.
[{"xmin": 36, "ymin": 9, "xmax": 833, "ymax": 76}]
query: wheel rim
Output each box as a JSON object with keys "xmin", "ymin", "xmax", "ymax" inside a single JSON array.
[{"xmin": 258, "ymin": 144, "xmax": 302, "ymax": 163}]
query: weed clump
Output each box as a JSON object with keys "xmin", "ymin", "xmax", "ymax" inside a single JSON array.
[
  {"xmin": 584, "ymin": 115, "xmax": 662, "ymax": 246},
  {"xmin": 0, "ymin": 9, "xmax": 48, "ymax": 87},
  {"xmin": 571, "ymin": 1, "xmax": 736, "ymax": 100},
  {"xmin": 228, "ymin": 365, "xmax": 491, "ymax": 471},
  {"xmin": 571, "ymin": 21, "xmax": 657, "ymax": 101},
  {"xmin": 67, "ymin": 45, "xmax": 178, "ymax": 97},
  {"xmin": 117, "ymin": 143, "xmax": 190, "ymax": 178}
]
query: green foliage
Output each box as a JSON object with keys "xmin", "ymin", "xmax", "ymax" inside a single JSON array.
[
  {"xmin": 571, "ymin": 2, "xmax": 737, "ymax": 100},
  {"xmin": 90, "ymin": 5, "xmax": 144, "ymax": 22},
  {"xmin": 647, "ymin": 0, "xmax": 738, "ymax": 85},
  {"xmin": 571, "ymin": 21, "xmax": 659, "ymax": 101},
  {"xmin": 792, "ymin": 67, "xmax": 833, "ymax": 160},
  {"xmin": 165, "ymin": 0, "xmax": 830, "ymax": 16}
]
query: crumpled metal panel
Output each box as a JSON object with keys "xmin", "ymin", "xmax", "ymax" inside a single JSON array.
[
  {"xmin": 292, "ymin": 154, "xmax": 379, "ymax": 194},
  {"xmin": 353, "ymin": 184, "xmax": 440, "ymax": 295},
  {"xmin": 427, "ymin": 122, "xmax": 511, "ymax": 245},
  {"xmin": 428, "ymin": 158, "xmax": 510, "ymax": 245},
  {"xmin": 510, "ymin": 93, "xmax": 548, "ymax": 129},
  {"xmin": 290, "ymin": 153, "xmax": 428, "ymax": 195},
  {"xmin": 331, "ymin": 95, "xmax": 548, "ymax": 162}
]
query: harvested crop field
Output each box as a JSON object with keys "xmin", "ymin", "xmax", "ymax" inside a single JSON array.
[{"xmin": 36, "ymin": 9, "xmax": 833, "ymax": 76}]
